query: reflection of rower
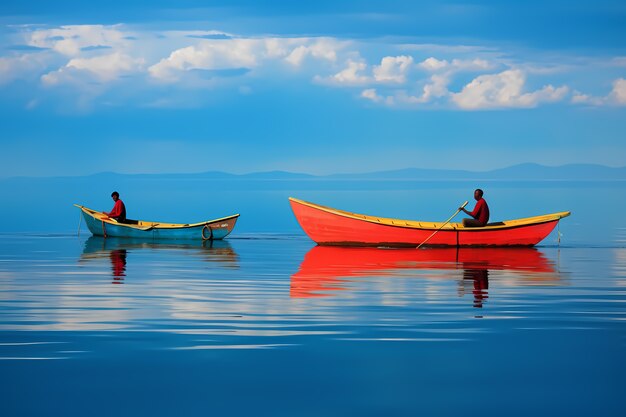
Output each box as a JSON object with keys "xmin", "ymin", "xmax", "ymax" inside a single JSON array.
[
  {"xmin": 110, "ymin": 249, "xmax": 127, "ymax": 284},
  {"xmin": 291, "ymin": 246, "xmax": 558, "ymax": 304},
  {"xmin": 461, "ymin": 268, "xmax": 489, "ymax": 308}
]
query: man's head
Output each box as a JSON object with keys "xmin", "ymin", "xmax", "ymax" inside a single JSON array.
[
  {"xmin": 111, "ymin": 191, "xmax": 120, "ymax": 201},
  {"xmin": 474, "ymin": 189, "xmax": 483, "ymax": 201}
]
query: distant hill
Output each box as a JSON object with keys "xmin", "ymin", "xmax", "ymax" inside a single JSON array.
[
  {"xmin": 486, "ymin": 163, "xmax": 626, "ymax": 180},
  {"xmin": 4, "ymin": 163, "xmax": 626, "ymax": 181},
  {"xmin": 330, "ymin": 163, "xmax": 626, "ymax": 180}
]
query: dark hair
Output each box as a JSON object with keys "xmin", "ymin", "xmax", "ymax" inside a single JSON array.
[
  {"xmin": 475, "ymin": 189, "xmax": 483, "ymax": 197},
  {"xmin": 111, "ymin": 191, "xmax": 120, "ymax": 198}
]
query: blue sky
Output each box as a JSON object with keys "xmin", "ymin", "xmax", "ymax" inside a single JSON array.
[{"xmin": 1, "ymin": 1, "xmax": 625, "ymax": 177}]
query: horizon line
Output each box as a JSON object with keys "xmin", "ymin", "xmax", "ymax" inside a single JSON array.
[{"xmin": 2, "ymin": 162, "xmax": 626, "ymax": 181}]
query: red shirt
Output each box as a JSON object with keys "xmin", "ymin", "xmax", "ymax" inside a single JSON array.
[
  {"xmin": 107, "ymin": 199, "xmax": 126, "ymax": 220},
  {"xmin": 470, "ymin": 198, "xmax": 489, "ymax": 225}
]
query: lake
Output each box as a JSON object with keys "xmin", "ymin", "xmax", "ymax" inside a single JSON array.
[{"xmin": 0, "ymin": 179, "xmax": 625, "ymax": 416}]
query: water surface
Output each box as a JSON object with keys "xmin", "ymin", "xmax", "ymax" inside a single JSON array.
[
  {"xmin": 1, "ymin": 233, "xmax": 625, "ymax": 416},
  {"xmin": 1, "ymin": 180, "xmax": 625, "ymax": 416}
]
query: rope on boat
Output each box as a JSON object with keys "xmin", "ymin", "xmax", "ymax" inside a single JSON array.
[
  {"xmin": 557, "ymin": 221, "xmax": 561, "ymax": 246},
  {"xmin": 201, "ymin": 224, "xmax": 213, "ymax": 241},
  {"xmin": 102, "ymin": 220, "xmax": 107, "ymax": 238},
  {"xmin": 77, "ymin": 211, "xmax": 82, "ymax": 237}
]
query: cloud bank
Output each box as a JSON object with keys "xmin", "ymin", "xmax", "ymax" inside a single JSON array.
[{"xmin": 0, "ymin": 24, "xmax": 624, "ymax": 110}]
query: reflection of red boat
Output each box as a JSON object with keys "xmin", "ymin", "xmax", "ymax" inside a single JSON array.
[
  {"xmin": 290, "ymin": 246, "xmax": 559, "ymax": 299},
  {"xmin": 289, "ymin": 197, "xmax": 570, "ymax": 247}
]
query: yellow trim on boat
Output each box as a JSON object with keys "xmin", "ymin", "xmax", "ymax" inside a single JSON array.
[
  {"xmin": 74, "ymin": 204, "xmax": 240, "ymax": 229},
  {"xmin": 289, "ymin": 197, "xmax": 570, "ymax": 231}
]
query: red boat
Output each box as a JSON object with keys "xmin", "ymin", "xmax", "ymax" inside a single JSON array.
[{"xmin": 289, "ymin": 197, "xmax": 570, "ymax": 247}]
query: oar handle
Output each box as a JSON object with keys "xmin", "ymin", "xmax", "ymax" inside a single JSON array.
[{"xmin": 416, "ymin": 201, "xmax": 468, "ymax": 249}]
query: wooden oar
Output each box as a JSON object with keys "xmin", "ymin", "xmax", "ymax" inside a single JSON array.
[
  {"xmin": 77, "ymin": 210, "xmax": 82, "ymax": 237},
  {"xmin": 416, "ymin": 201, "xmax": 468, "ymax": 249}
]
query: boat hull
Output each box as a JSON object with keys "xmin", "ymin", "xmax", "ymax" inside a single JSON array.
[
  {"xmin": 78, "ymin": 206, "xmax": 238, "ymax": 240},
  {"xmin": 289, "ymin": 198, "xmax": 568, "ymax": 247}
]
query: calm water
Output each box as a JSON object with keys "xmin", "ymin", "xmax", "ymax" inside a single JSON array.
[{"xmin": 1, "ymin": 180, "xmax": 625, "ymax": 416}]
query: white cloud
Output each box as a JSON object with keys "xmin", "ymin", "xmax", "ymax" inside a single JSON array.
[
  {"xmin": 360, "ymin": 87, "xmax": 451, "ymax": 107},
  {"xmin": 0, "ymin": 25, "xmax": 620, "ymax": 113},
  {"xmin": 157, "ymin": 40, "xmax": 258, "ymax": 78},
  {"xmin": 451, "ymin": 69, "xmax": 569, "ymax": 109},
  {"xmin": 149, "ymin": 39, "xmax": 262, "ymax": 81},
  {"xmin": 284, "ymin": 38, "xmax": 341, "ymax": 66},
  {"xmin": 609, "ymin": 78, "xmax": 626, "ymax": 104},
  {"xmin": 27, "ymin": 25, "xmax": 130, "ymax": 57},
  {"xmin": 571, "ymin": 78, "xmax": 626, "ymax": 106},
  {"xmin": 360, "ymin": 88, "xmax": 394, "ymax": 105},
  {"xmin": 450, "ymin": 58, "xmax": 492, "ymax": 71},
  {"xmin": 42, "ymin": 52, "xmax": 144, "ymax": 85},
  {"xmin": 361, "ymin": 88, "xmax": 381, "ymax": 102},
  {"xmin": 0, "ymin": 54, "xmax": 48, "ymax": 84},
  {"xmin": 17, "ymin": 24, "xmax": 145, "ymax": 88},
  {"xmin": 571, "ymin": 91, "xmax": 604, "ymax": 106},
  {"xmin": 361, "ymin": 66, "xmax": 572, "ymax": 110},
  {"xmin": 418, "ymin": 74, "xmax": 451, "ymax": 103},
  {"xmin": 373, "ymin": 55, "xmax": 413, "ymax": 83},
  {"xmin": 418, "ymin": 57, "xmax": 493, "ymax": 72},
  {"xmin": 373, "ymin": 74, "xmax": 451, "ymax": 106},
  {"xmin": 284, "ymin": 45, "xmax": 309, "ymax": 67},
  {"xmin": 361, "ymin": 56, "xmax": 493, "ymax": 106},
  {"xmin": 316, "ymin": 59, "xmax": 370, "ymax": 85},
  {"xmin": 264, "ymin": 38, "xmax": 293, "ymax": 59},
  {"xmin": 413, "ymin": 57, "xmax": 496, "ymax": 104},
  {"xmin": 149, "ymin": 38, "xmax": 342, "ymax": 82},
  {"xmin": 419, "ymin": 57, "xmax": 449, "ymax": 72}
]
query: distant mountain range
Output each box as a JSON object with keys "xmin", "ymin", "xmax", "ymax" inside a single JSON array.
[
  {"xmin": 327, "ymin": 163, "xmax": 626, "ymax": 180},
  {"xmin": 5, "ymin": 163, "xmax": 626, "ymax": 181}
]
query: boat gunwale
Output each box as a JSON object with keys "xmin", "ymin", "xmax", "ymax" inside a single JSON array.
[
  {"xmin": 288, "ymin": 197, "xmax": 571, "ymax": 232},
  {"xmin": 74, "ymin": 204, "xmax": 240, "ymax": 230},
  {"xmin": 314, "ymin": 241, "xmax": 537, "ymax": 248}
]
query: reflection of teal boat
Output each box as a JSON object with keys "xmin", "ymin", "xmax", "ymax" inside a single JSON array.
[
  {"xmin": 80, "ymin": 236, "xmax": 239, "ymax": 268},
  {"xmin": 75, "ymin": 204, "xmax": 239, "ymax": 240}
]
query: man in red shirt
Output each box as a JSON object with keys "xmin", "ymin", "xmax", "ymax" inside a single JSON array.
[
  {"xmin": 104, "ymin": 191, "xmax": 126, "ymax": 223},
  {"xmin": 460, "ymin": 189, "xmax": 489, "ymax": 227}
]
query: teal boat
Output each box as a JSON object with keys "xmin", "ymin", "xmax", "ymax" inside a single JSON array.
[{"xmin": 75, "ymin": 204, "xmax": 239, "ymax": 240}]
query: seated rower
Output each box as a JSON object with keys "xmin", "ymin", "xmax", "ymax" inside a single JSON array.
[
  {"xmin": 460, "ymin": 189, "xmax": 489, "ymax": 227},
  {"xmin": 103, "ymin": 191, "xmax": 127, "ymax": 223}
]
